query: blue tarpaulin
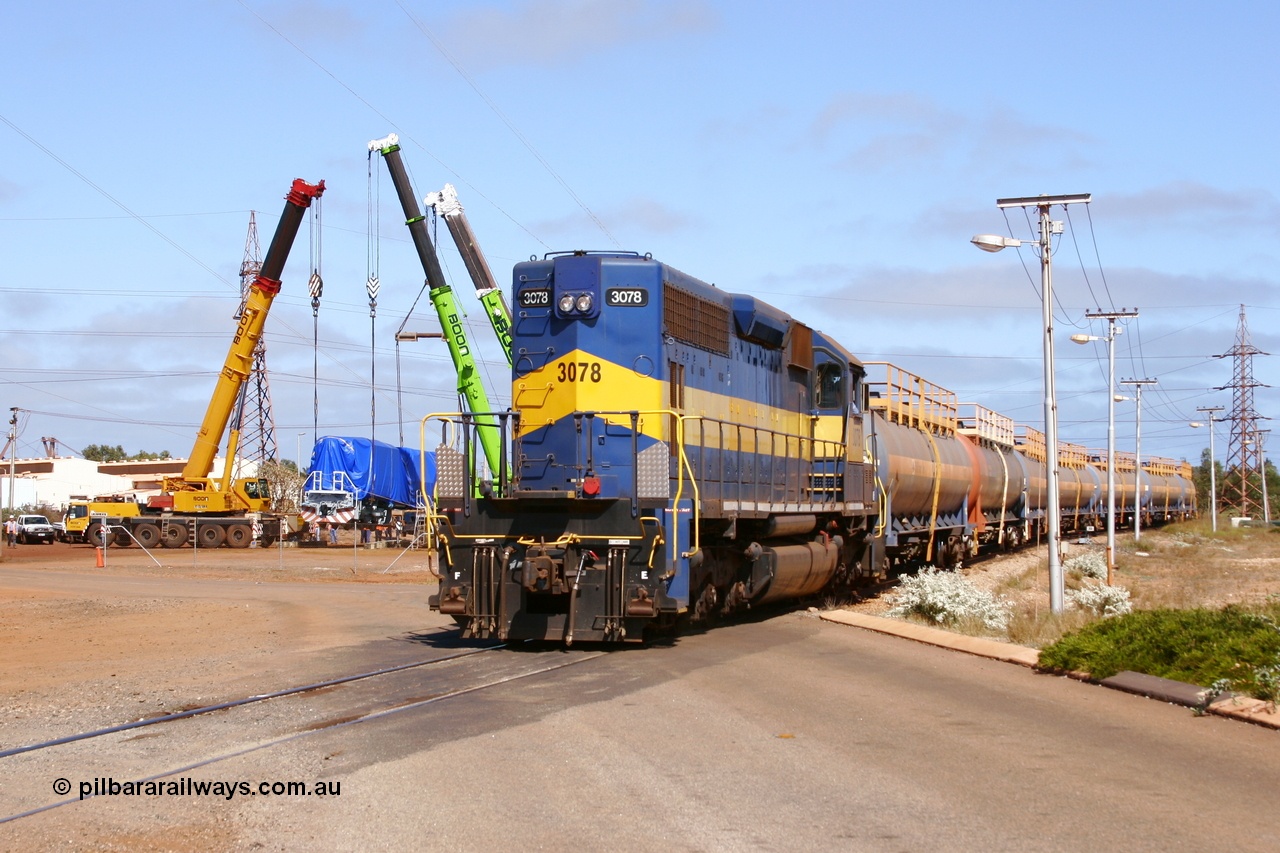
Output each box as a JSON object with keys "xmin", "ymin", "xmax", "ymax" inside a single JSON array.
[{"xmin": 306, "ymin": 436, "xmax": 436, "ymax": 507}]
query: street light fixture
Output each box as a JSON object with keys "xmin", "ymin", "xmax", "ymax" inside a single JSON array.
[
  {"xmin": 972, "ymin": 192, "xmax": 1090, "ymax": 615},
  {"xmin": 1190, "ymin": 406, "xmax": 1224, "ymax": 532}
]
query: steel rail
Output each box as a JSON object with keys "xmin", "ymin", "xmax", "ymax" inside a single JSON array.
[
  {"xmin": 0, "ymin": 641, "xmax": 503, "ymax": 760},
  {"xmin": 0, "ymin": 650, "xmax": 605, "ymax": 825}
]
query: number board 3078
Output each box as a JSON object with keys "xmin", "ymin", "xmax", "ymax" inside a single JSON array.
[
  {"xmin": 519, "ymin": 288, "xmax": 551, "ymax": 308},
  {"xmin": 605, "ymin": 288, "xmax": 648, "ymax": 307}
]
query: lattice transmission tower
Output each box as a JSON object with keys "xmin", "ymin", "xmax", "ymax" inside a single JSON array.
[
  {"xmin": 234, "ymin": 212, "xmax": 280, "ymax": 468},
  {"xmin": 1218, "ymin": 304, "xmax": 1270, "ymax": 520}
]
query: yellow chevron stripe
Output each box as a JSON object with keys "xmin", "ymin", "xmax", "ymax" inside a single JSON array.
[{"xmin": 514, "ymin": 350, "xmax": 665, "ymax": 439}]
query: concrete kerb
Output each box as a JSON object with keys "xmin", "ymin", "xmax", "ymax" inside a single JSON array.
[{"xmin": 818, "ymin": 609, "xmax": 1279, "ymax": 730}]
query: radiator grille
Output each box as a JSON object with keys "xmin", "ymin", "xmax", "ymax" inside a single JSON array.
[{"xmin": 664, "ymin": 283, "xmax": 730, "ymax": 355}]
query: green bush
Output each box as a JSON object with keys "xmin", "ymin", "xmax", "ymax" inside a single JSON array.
[{"xmin": 1039, "ymin": 605, "xmax": 1280, "ymax": 698}]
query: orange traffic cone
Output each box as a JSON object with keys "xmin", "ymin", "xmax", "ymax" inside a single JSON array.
[{"xmin": 95, "ymin": 547, "xmax": 104, "ymax": 568}]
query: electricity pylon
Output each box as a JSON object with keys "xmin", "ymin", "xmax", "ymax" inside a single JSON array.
[
  {"xmin": 1217, "ymin": 305, "xmax": 1270, "ymax": 520},
  {"xmin": 233, "ymin": 212, "xmax": 280, "ymax": 470}
]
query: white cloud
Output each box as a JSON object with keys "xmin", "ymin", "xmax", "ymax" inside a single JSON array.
[
  {"xmin": 532, "ymin": 195, "xmax": 696, "ymax": 239},
  {"xmin": 259, "ymin": 1, "xmax": 368, "ymax": 43},
  {"xmin": 439, "ymin": 0, "xmax": 718, "ymax": 69}
]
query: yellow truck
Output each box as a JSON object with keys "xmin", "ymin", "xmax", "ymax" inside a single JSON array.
[{"xmin": 63, "ymin": 496, "xmax": 141, "ymax": 544}]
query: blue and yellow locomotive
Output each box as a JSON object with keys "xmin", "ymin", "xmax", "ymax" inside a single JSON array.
[{"xmin": 425, "ymin": 251, "xmax": 1194, "ymax": 643}]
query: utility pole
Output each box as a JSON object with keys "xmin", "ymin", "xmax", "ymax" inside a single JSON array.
[
  {"xmin": 1081, "ymin": 308, "xmax": 1138, "ymax": 583},
  {"xmin": 4, "ymin": 408, "xmax": 16, "ymax": 559},
  {"xmin": 1194, "ymin": 406, "xmax": 1225, "ymax": 532},
  {"xmin": 972, "ymin": 192, "xmax": 1091, "ymax": 615},
  {"xmin": 1254, "ymin": 428, "xmax": 1272, "ymax": 524},
  {"xmin": 1120, "ymin": 378, "xmax": 1158, "ymax": 541}
]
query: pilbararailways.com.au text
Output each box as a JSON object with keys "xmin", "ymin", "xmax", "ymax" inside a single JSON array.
[{"xmin": 55, "ymin": 777, "xmax": 341, "ymax": 801}]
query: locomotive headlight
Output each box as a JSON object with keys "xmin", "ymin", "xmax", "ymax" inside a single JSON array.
[
  {"xmin": 575, "ymin": 293, "xmax": 593, "ymax": 313},
  {"xmin": 558, "ymin": 293, "xmax": 576, "ymax": 313}
]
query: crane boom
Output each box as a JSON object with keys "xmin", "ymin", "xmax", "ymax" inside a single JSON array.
[
  {"xmin": 424, "ymin": 183, "xmax": 513, "ymax": 365},
  {"xmin": 174, "ymin": 178, "xmax": 325, "ymax": 500},
  {"xmin": 368, "ymin": 134, "xmax": 503, "ymax": 476}
]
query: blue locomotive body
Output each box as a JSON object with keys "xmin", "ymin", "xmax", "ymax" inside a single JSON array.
[{"xmin": 426, "ymin": 252, "xmax": 1193, "ymax": 642}]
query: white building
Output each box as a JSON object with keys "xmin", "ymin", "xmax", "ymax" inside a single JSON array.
[{"xmin": 0, "ymin": 456, "xmax": 247, "ymax": 515}]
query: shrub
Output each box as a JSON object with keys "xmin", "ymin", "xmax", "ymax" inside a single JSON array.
[
  {"xmin": 1039, "ymin": 605, "xmax": 1280, "ymax": 695},
  {"xmin": 887, "ymin": 568, "xmax": 1012, "ymax": 631},
  {"xmin": 1068, "ymin": 581, "xmax": 1132, "ymax": 618},
  {"xmin": 1063, "ymin": 550, "xmax": 1107, "ymax": 581}
]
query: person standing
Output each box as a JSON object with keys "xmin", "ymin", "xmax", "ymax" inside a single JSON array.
[{"xmin": 5, "ymin": 516, "xmax": 17, "ymax": 546}]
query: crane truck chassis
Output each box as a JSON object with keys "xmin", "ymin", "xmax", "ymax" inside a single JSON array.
[{"xmin": 82, "ymin": 508, "xmax": 281, "ymax": 550}]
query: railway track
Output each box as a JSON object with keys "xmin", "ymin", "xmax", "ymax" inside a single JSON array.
[{"xmin": 0, "ymin": 636, "xmax": 607, "ymax": 824}]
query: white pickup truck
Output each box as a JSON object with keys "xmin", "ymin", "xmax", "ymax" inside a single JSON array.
[{"xmin": 16, "ymin": 514, "xmax": 57, "ymax": 544}]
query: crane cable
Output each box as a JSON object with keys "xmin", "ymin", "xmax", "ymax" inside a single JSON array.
[
  {"xmin": 367, "ymin": 149, "xmax": 383, "ymax": 502},
  {"xmin": 307, "ymin": 195, "xmax": 325, "ymax": 466}
]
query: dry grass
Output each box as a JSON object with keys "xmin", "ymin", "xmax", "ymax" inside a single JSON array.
[{"xmin": 843, "ymin": 520, "xmax": 1280, "ymax": 648}]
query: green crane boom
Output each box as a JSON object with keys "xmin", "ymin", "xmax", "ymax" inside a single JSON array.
[
  {"xmin": 367, "ymin": 134, "xmax": 503, "ymax": 477},
  {"xmin": 425, "ymin": 183, "xmax": 513, "ymax": 365}
]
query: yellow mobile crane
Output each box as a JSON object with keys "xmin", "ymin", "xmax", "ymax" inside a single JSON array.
[{"xmin": 87, "ymin": 178, "xmax": 325, "ymax": 550}]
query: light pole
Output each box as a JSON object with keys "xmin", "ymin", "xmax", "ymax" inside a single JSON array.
[
  {"xmin": 1119, "ymin": 378, "xmax": 1157, "ymax": 541},
  {"xmin": 1071, "ymin": 310, "xmax": 1136, "ymax": 585},
  {"xmin": 1262, "ymin": 431, "xmax": 1272, "ymax": 524},
  {"xmin": 1191, "ymin": 406, "xmax": 1224, "ymax": 532},
  {"xmin": 973, "ymin": 192, "xmax": 1089, "ymax": 615},
  {"xmin": 2, "ymin": 408, "xmax": 14, "ymax": 559},
  {"xmin": 1245, "ymin": 429, "xmax": 1272, "ymax": 524},
  {"xmin": 297, "ymin": 432, "xmax": 307, "ymax": 475}
]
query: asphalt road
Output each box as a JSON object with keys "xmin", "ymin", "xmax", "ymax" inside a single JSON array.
[{"xmin": 8, "ymin": 607, "xmax": 1278, "ymax": 852}]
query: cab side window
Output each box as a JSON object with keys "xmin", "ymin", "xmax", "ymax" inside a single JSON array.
[{"xmin": 815, "ymin": 363, "xmax": 844, "ymax": 410}]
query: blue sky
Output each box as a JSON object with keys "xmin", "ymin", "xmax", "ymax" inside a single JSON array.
[{"xmin": 2, "ymin": 0, "xmax": 1276, "ymax": 470}]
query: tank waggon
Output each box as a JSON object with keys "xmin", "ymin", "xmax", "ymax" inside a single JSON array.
[
  {"xmin": 424, "ymin": 251, "xmax": 1195, "ymax": 644},
  {"xmin": 955, "ymin": 404, "xmax": 1030, "ymax": 553},
  {"xmin": 864, "ymin": 364, "xmax": 975, "ymax": 568},
  {"xmin": 1135, "ymin": 457, "xmax": 1197, "ymax": 524},
  {"xmin": 1057, "ymin": 442, "xmax": 1103, "ymax": 531}
]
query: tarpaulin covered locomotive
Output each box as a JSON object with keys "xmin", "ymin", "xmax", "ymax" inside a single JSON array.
[{"xmin": 425, "ymin": 252, "xmax": 1194, "ymax": 643}]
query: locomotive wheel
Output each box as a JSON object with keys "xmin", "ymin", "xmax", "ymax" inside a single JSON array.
[
  {"xmin": 160, "ymin": 524, "xmax": 187, "ymax": 548},
  {"xmin": 133, "ymin": 523, "xmax": 161, "ymax": 549},
  {"xmin": 225, "ymin": 524, "xmax": 252, "ymax": 548},
  {"xmin": 692, "ymin": 582, "xmax": 719, "ymax": 624},
  {"xmin": 197, "ymin": 524, "xmax": 226, "ymax": 548}
]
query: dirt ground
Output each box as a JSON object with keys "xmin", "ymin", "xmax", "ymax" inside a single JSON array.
[
  {"xmin": 2, "ymin": 522, "xmax": 1279, "ymax": 750},
  {"xmin": 0, "ymin": 538, "xmax": 441, "ymax": 750}
]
